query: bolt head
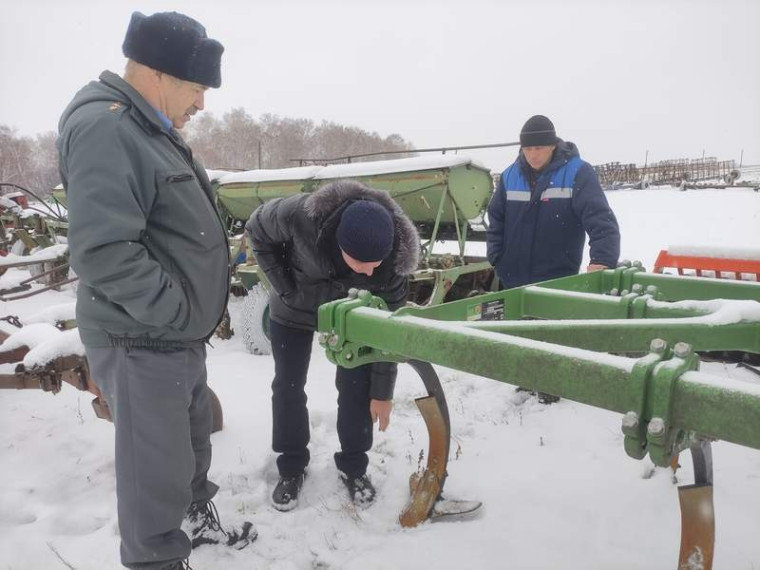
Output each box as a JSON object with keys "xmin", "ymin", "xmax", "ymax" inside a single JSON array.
[
  {"xmin": 673, "ymin": 342, "xmax": 692, "ymax": 358},
  {"xmin": 650, "ymin": 338, "xmax": 667, "ymax": 353},
  {"xmin": 648, "ymin": 417, "xmax": 666, "ymax": 437},
  {"xmin": 328, "ymin": 334, "xmax": 340, "ymax": 347},
  {"xmin": 622, "ymin": 411, "xmax": 639, "ymax": 430},
  {"xmin": 347, "ymin": 288, "xmax": 359, "ymax": 299},
  {"xmin": 344, "ymin": 351, "xmax": 353, "ymax": 360},
  {"xmin": 610, "ymin": 288, "xmax": 619, "ymax": 296}
]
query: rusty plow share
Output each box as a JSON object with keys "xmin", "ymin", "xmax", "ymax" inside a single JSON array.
[{"xmin": 399, "ymin": 360, "xmax": 481, "ymax": 527}]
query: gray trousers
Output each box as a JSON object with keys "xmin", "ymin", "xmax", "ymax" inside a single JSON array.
[{"xmin": 87, "ymin": 345, "xmax": 218, "ymax": 569}]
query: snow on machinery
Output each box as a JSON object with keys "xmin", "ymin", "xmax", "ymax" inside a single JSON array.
[
  {"xmin": 1, "ymin": 182, "xmax": 72, "ymax": 294},
  {"xmin": 0, "ymin": 315, "xmax": 225, "ymax": 433},
  {"xmin": 315, "ymin": 262, "xmax": 760, "ymax": 566},
  {"xmin": 212, "ymin": 155, "xmax": 498, "ymax": 355}
]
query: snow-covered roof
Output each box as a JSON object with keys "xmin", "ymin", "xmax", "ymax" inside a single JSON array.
[
  {"xmin": 217, "ymin": 166, "xmax": 323, "ymax": 185},
  {"xmin": 314, "ymin": 155, "xmax": 486, "ymax": 180},
  {"xmin": 205, "ymin": 169, "xmax": 236, "ymax": 183},
  {"xmin": 216, "ymin": 155, "xmax": 486, "ymax": 186}
]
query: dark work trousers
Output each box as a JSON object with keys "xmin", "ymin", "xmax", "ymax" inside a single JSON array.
[
  {"xmin": 86, "ymin": 344, "xmax": 218, "ymax": 570},
  {"xmin": 270, "ymin": 320, "xmax": 373, "ymax": 479}
]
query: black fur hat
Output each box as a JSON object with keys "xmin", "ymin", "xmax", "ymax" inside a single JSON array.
[{"xmin": 122, "ymin": 11, "xmax": 224, "ymax": 88}]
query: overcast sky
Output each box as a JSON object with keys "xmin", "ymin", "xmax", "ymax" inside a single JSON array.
[{"xmin": 1, "ymin": 0, "xmax": 758, "ymax": 171}]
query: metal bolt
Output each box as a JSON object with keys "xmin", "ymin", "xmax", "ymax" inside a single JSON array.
[
  {"xmin": 619, "ymin": 259, "xmax": 631, "ymax": 268},
  {"xmin": 344, "ymin": 351, "xmax": 353, "ymax": 360},
  {"xmin": 318, "ymin": 332, "xmax": 330, "ymax": 345},
  {"xmin": 648, "ymin": 417, "xmax": 666, "ymax": 437},
  {"xmin": 620, "ymin": 289, "xmax": 630, "ymax": 296},
  {"xmin": 650, "ymin": 338, "xmax": 667, "ymax": 353},
  {"xmin": 646, "ymin": 285, "xmax": 658, "ymax": 296},
  {"xmin": 610, "ymin": 288, "xmax": 619, "ymax": 296},
  {"xmin": 622, "ymin": 411, "xmax": 639, "ymax": 430},
  {"xmin": 328, "ymin": 334, "xmax": 340, "ymax": 347},
  {"xmin": 673, "ymin": 342, "xmax": 692, "ymax": 358},
  {"xmin": 347, "ymin": 288, "xmax": 359, "ymax": 299},
  {"xmin": 633, "ymin": 260, "xmax": 643, "ymax": 268},
  {"xmin": 632, "ymin": 284, "xmax": 643, "ymax": 294}
]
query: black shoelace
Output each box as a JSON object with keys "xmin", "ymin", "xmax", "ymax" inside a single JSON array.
[{"xmin": 193, "ymin": 500, "xmax": 227, "ymax": 536}]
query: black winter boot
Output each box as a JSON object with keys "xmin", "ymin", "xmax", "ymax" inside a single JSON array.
[
  {"xmin": 272, "ymin": 473, "xmax": 305, "ymax": 511},
  {"xmin": 340, "ymin": 473, "xmax": 376, "ymax": 508},
  {"xmin": 184, "ymin": 500, "xmax": 257, "ymax": 550}
]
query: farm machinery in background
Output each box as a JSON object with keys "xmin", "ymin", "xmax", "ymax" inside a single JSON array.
[
  {"xmin": 1, "ymin": 182, "xmax": 72, "ymax": 296},
  {"xmin": 212, "ymin": 155, "xmax": 498, "ymax": 354}
]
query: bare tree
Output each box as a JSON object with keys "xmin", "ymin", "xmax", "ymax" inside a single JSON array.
[
  {"xmin": 184, "ymin": 110, "xmax": 415, "ymax": 170},
  {"xmin": 0, "ymin": 110, "xmax": 416, "ymax": 198},
  {"xmin": 0, "ymin": 125, "xmax": 59, "ymax": 198}
]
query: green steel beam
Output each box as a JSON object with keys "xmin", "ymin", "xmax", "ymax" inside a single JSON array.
[
  {"xmin": 317, "ymin": 290, "xmax": 760, "ymax": 462},
  {"xmin": 460, "ymin": 319, "xmax": 759, "ymax": 354}
]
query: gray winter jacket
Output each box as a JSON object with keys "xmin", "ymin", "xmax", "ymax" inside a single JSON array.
[
  {"xmin": 58, "ymin": 71, "xmax": 230, "ymax": 349},
  {"xmin": 245, "ymin": 180, "xmax": 420, "ymax": 399}
]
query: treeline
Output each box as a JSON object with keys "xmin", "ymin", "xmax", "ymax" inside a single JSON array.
[
  {"xmin": 0, "ymin": 111, "xmax": 415, "ymax": 198},
  {"xmin": 184, "ymin": 108, "xmax": 415, "ymax": 170},
  {"xmin": 0, "ymin": 126, "xmax": 60, "ymax": 198}
]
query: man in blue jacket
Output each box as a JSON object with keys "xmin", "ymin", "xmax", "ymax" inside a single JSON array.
[
  {"xmin": 486, "ymin": 115, "xmax": 620, "ymax": 403},
  {"xmin": 487, "ymin": 115, "xmax": 620, "ymax": 289}
]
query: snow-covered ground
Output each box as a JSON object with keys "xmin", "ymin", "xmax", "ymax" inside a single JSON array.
[{"xmin": 1, "ymin": 186, "xmax": 760, "ymax": 570}]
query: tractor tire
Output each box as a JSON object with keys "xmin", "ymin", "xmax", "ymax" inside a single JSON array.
[
  {"xmin": 209, "ymin": 387, "xmax": 223, "ymax": 433},
  {"xmin": 241, "ymin": 283, "xmax": 272, "ymax": 355}
]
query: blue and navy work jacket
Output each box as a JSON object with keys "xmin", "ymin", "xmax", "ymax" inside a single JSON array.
[{"xmin": 486, "ymin": 141, "xmax": 620, "ymax": 289}]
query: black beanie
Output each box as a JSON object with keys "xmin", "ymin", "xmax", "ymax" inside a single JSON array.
[
  {"xmin": 122, "ymin": 11, "xmax": 224, "ymax": 88},
  {"xmin": 336, "ymin": 201, "xmax": 395, "ymax": 262},
  {"xmin": 520, "ymin": 115, "xmax": 558, "ymax": 147}
]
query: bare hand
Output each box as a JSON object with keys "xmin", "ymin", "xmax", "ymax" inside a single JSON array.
[
  {"xmin": 370, "ymin": 399, "xmax": 393, "ymax": 431},
  {"xmin": 586, "ymin": 264, "xmax": 608, "ymax": 272}
]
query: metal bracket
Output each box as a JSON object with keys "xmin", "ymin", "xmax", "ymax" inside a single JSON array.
[
  {"xmin": 318, "ymin": 289, "xmax": 399, "ymax": 368},
  {"xmin": 622, "ymin": 340, "xmax": 701, "ymax": 466}
]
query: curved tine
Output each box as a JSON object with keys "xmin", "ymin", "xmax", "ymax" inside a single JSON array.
[
  {"xmin": 407, "ymin": 359, "xmax": 451, "ymax": 435},
  {"xmin": 690, "ymin": 439, "xmax": 713, "ymax": 486}
]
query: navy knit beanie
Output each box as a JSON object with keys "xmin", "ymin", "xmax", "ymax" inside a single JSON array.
[
  {"xmin": 122, "ymin": 11, "xmax": 224, "ymax": 88},
  {"xmin": 336, "ymin": 201, "xmax": 395, "ymax": 262},
  {"xmin": 520, "ymin": 115, "xmax": 558, "ymax": 147}
]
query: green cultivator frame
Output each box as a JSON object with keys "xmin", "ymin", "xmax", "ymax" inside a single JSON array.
[{"xmin": 317, "ymin": 262, "xmax": 760, "ymax": 569}]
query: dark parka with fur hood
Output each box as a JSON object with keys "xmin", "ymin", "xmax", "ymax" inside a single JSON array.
[{"xmin": 245, "ymin": 180, "xmax": 420, "ymax": 399}]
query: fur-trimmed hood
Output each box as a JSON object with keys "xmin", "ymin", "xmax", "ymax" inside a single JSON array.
[{"xmin": 304, "ymin": 180, "xmax": 420, "ymax": 275}]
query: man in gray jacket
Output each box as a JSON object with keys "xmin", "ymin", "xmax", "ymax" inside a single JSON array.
[{"xmin": 58, "ymin": 11, "xmax": 254, "ymax": 570}]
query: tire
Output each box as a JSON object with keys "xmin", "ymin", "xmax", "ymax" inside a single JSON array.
[
  {"xmin": 209, "ymin": 387, "xmax": 223, "ymax": 433},
  {"xmin": 241, "ymin": 283, "xmax": 272, "ymax": 355}
]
